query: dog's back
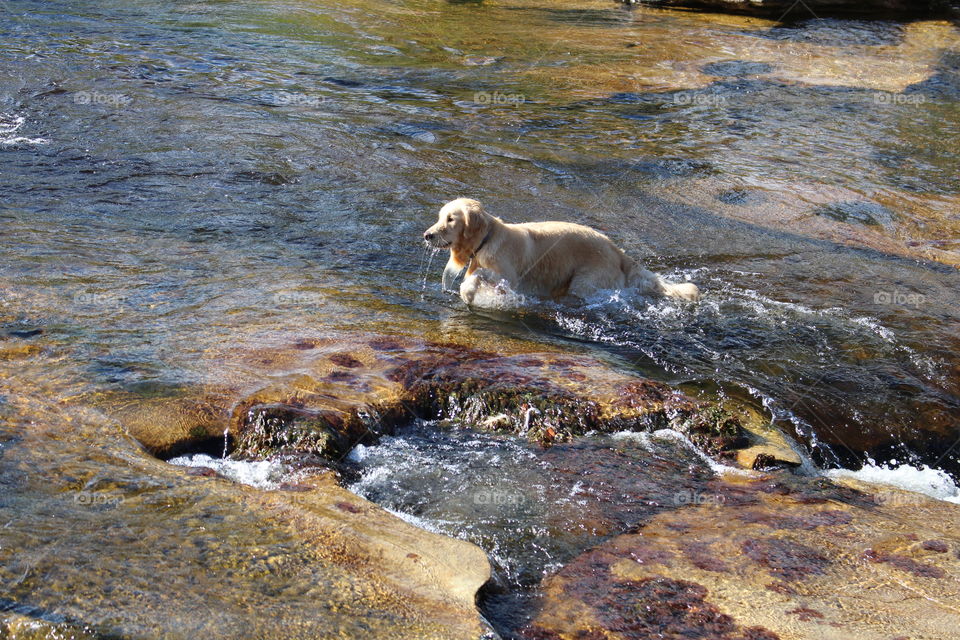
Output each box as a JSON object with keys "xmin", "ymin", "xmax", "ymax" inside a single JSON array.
[
  {"xmin": 507, "ymin": 221, "xmax": 629, "ymax": 295},
  {"xmin": 508, "ymin": 220, "xmax": 700, "ymax": 301}
]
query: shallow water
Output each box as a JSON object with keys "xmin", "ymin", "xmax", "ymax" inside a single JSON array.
[
  {"xmin": 1, "ymin": 0, "xmax": 960, "ymax": 633},
  {"xmin": 3, "ymin": 0, "xmax": 959, "ymax": 475}
]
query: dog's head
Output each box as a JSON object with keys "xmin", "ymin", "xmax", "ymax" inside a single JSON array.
[{"xmin": 423, "ymin": 198, "xmax": 489, "ymax": 257}]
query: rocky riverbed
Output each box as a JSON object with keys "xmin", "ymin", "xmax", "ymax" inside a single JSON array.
[
  {"xmin": 2, "ymin": 0, "xmax": 959, "ymax": 636},
  {"xmin": 3, "ymin": 331, "xmax": 954, "ymax": 638}
]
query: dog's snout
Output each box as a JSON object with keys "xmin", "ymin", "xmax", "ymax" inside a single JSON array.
[{"xmin": 423, "ymin": 231, "xmax": 435, "ymax": 241}]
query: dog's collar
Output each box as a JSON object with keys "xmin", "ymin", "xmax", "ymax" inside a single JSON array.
[
  {"xmin": 469, "ymin": 228, "xmax": 492, "ymax": 265},
  {"xmin": 450, "ymin": 228, "xmax": 493, "ymax": 289}
]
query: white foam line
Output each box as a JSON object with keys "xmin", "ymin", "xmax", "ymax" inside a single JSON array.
[
  {"xmin": 649, "ymin": 428, "xmax": 756, "ymax": 477},
  {"xmin": 0, "ymin": 115, "xmax": 25, "ymax": 134},
  {"xmin": 1, "ymin": 136, "xmax": 48, "ymax": 146},
  {"xmin": 826, "ymin": 459, "xmax": 960, "ymax": 504},
  {"xmin": 0, "ymin": 114, "xmax": 48, "ymax": 146},
  {"xmin": 612, "ymin": 428, "xmax": 755, "ymax": 477},
  {"xmin": 168, "ymin": 453, "xmax": 290, "ymax": 490}
]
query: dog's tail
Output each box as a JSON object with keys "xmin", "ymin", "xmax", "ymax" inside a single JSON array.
[{"xmin": 622, "ymin": 255, "xmax": 700, "ymax": 301}]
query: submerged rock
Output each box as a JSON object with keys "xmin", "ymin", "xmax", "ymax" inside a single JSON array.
[
  {"xmin": 0, "ymin": 415, "xmax": 491, "ymax": 640},
  {"xmin": 814, "ymin": 200, "xmax": 896, "ymax": 227},
  {"xmin": 2, "ymin": 340, "xmax": 492, "ymax": 639}
]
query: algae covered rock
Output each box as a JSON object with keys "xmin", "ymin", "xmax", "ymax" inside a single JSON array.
[
  {"xmin": 235, "ymin": 403, "xmax": 355, "ymax": 459},
  {"xmin": 220, "ymin": 338, "xmax": 751, "ymax": 459},
  {"xmin": 101, "ymin": 334, "xmax": 755, "ymax": 464}
]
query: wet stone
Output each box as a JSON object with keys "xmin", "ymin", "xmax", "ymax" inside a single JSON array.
[
  {"xmin": 702, "ymin": 61, "xmax": 774, "ymax": 77},
  {"xmin": 717, "ymin": 187, "xmax": 768, "ymax": 206},
  {"xmin": 814, "ymin": 201, "xmax": 896, "ymax": 227},
  {"xmin": 921, "ymin": 539, "xmax": 949, "ymax": 553},
  {"xmin": 740, "ymin": 538, "xmax": 829, "ymax": 581}
]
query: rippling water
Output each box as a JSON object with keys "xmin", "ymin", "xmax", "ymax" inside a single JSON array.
[
  {"xmin": 345, "ymin": 421, "xmax": 742, "ymax": 631},
  {"xmin": 2, "ymin": 0, "xmax": 959, "ymax": 498},
  {"xmin": 3, "ymin": 1, "xmax": 960, "ymax": 637}
]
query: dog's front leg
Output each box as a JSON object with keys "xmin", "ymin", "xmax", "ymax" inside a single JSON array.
[
  {"xmin": 459, "ymin": 268, "xmax": 508, "ymax": 306},
  {"xmin": 442, "ymin": 256, "xmax": 468, "ymax": 292}
]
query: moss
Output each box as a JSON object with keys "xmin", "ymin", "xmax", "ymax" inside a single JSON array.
[
  {"xmin": 188, "ymin": 424, "xmax": 210, "ymax": 440},
  {"xmin": 233, "ymin": 404, "xmax": 349, "ymax": 459},
  {"xmin": 230, "ymin": 350, "xmax": 752, "ymax": 461}
]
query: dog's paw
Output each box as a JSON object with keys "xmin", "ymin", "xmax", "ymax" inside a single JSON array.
[{"xmin": 459, "ymin": 274, "xmax": 481, "ymax": 305}]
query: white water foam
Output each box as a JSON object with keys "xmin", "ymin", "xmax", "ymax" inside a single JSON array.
[
  {"xmin": 826, "ymin": 459, "xmax": 960, "ymax": 504},
  {"xmin": 383, "ymin": 507, "xmax": 450, "ymax": 534},
  {"xmin": 346, "ymin": 442, "xmax": 370, "ymax": 463},
  {"xmin": 460, "ymin": 273, "xmax": 527, "ymax": 310},
  {"xmin": 0, "ymin": 114, "xmax": 48, "ymax": 147},
  {"xmin": 168, "ymin": 453, "xmax": 291, "ymax": 490}
]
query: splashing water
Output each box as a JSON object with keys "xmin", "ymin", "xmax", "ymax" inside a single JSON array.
[
  {"xmin": 419, "ymin": 246, "xmax": 442, "ymax": 298},
  {"xmin": 168, "ymin": 453, "xmax": 291, "ymax": 490},
  {"xmin": 0, "ymin": 113, "xmax": 48, "ymax": 146},
  {"xmin": 827, "ymin": 459, "xmax": 960, "ymax": 504},
  {"xmin": 465, "ymin": 271, "xmax": 952, "ymax": 475}
]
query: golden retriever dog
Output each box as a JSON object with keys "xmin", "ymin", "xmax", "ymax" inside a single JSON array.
[{"xmin": 423, "ymin": 198, "xmax": 699, "ymax": 305}]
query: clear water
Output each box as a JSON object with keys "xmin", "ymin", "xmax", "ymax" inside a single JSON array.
[
  {"xmin": 346, "ymin": 421, "xmax": 730, "ymax": 632},
  {"xmin": 2, "ymin": 0, "xmax": 957, "ymax": 477},
  {"xmin": 1, "ymin": 0, "xmax": 960, "ymax": 634}
]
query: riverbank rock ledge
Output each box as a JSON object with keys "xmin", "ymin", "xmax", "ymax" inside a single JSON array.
[
  {"xmin": 107, "ymin": 334, "xmax": 755, "ymax": 462},
  {"xmin": 521, "ymin": 474, "xmax": 960, "ymax": 640},
  {"xmin": 6, "ymin": 331, "xmax": 956, "ymax": 639},
  {"xmin": 630, "ymin": 0, "xmax": 959, "ymax": 18}
]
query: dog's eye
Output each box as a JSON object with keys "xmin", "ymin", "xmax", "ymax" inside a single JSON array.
[{"xmin": 447, "ymin": 216, "xmax": 453, "ymax": 223}]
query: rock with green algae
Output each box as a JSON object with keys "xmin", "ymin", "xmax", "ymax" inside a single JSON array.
[
  {"xmin": 520, "ymin": 473, "xmax": 960, "ymax": 640},
  {"xmin": 97, "ymin": 334, "xmax": 753, "ymax": 462}
]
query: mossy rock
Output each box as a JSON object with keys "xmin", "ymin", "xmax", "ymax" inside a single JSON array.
[{"xmin": 233, "ymin": 403, "xmax": 352, "ymax": 459}]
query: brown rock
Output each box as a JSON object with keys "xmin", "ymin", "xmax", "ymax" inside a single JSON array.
[
  {"xmin": 522, "ymin": 476, "xmax": 960, "ymax": 640},
  {"xmin": 95, "ymin": 334, "xmax": 755, "ymax": 462}
]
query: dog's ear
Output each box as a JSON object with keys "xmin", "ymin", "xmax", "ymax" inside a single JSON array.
[{"xmin": 460, "ymin": 199, "xmax": 489, "ymax": 250}]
